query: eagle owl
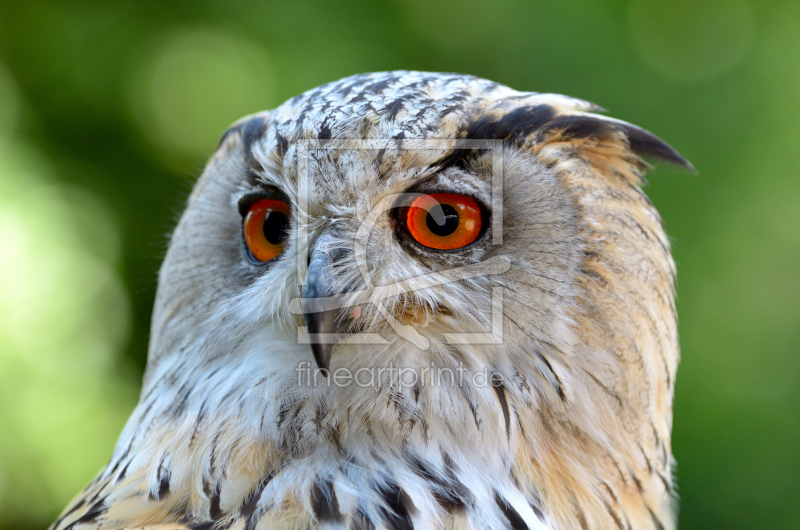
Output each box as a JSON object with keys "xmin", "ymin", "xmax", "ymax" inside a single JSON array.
[{"xmin": 52, "ymin": 72, "xmax": 690, "ymax": 530}]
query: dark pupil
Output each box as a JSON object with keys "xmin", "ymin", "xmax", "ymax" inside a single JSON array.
[
  {"xmin": 426, "ymin": 204, "xmax": 459, "ymax": 237},
  {"xmin": 263, "ymin": 212, "xmax": 290, "ymax": 245}
]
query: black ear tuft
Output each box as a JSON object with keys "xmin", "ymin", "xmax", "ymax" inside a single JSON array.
[
  {"xmin": 617, "ymin": 122, "xmax": 695, "ymax": 172},
  {"xmin": 463, "ymin": 104, "xmax": 694, "ymax": 172},
  {"xmin": 537, "ymin": 114, "xmax": 694, "ymax": 172},
  {"xmin": 216, "ymin": 114, "xmax": 271, "ymax": 160},
  {"xmin": 241, "ymin": 116, "xmax": 269, "ymax": 157}
]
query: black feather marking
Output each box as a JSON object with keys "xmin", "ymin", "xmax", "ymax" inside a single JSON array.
[
  {"xmin": 433, "ymin": 146, "xmax": 483, "ymax": 172},
  {"xmin": 311, "ymin": 476, "xmax": 342, "ymax": 523},
  {"xmin": 364, "ymin": 77, "xmax": 393, "ymax": 95},
  {"xmin": 209, "ymin": 482, "xmax": 222, "ymax": 520},
  {"xmin": 189, "ymin": 520, "xmax": 234, "ymax": 530},
  {"xmin": 465, "ymin": 105, "xmax": 556, "ymax": 145},
  {"xmin": 189, "ymin": 400, "xmax": 209, "ymax": 448},
  {"xmin": 326, "ymin": 421, "xmax": 347, "ymax": 456},
  {"xmin": 533, "ymin": 349, "xmax": 566, "ymax": 401},
  {"xmin": 216, "ymin": 121, "xmax": 246, "ymax": 149},
  {"xmin": 630, "ymin": 470, "xmax": 644, "ymax": 493},
  {"xmin": 106, "ymin": 439, "xmax": 132, "ymax": 480},
  {"xmin": 412, "ymin": 381, "xmax": 420, "ymax": 402},
  {"xmin": 208, "ymin": 432, "xmax": 221, "ymax": 482},
  {"xmin": 217, "ymin": 115, "xmax": 269, "ymax": 160},
  {"xmin": 240, "ymin": 471, "xmax": 275, "ymax": 530},
  {"xmin": 656, "ymin": 470, "xmax": 672, "ymax": 495},
  {"xmin": 63, "ymin": 497, "xmax": 108, "ymax": 529},
  {"xmin": 617, "ymin": 122, "xmax": 694, "ymax": 170},
  {"xmin": 202, "ymin": 472, "xmax": 213, "ymax": 502},
  {"xmin": 580, "ymin": 266, "xmax": 609, "ymax": 287},
  {"xmin": 242, "ymin": 116, "xmax": 269, "ymax": 159},
  {"xmin": 386, "ymin": 97, "xmax": 409, "ymax": 120},
  {"xmin": 150, "ymin": 456, "xmax": 170, "ymax": 500},
  {"xmin": 529, "ymin": 501, "xmax": 545, "ymax": 522},
  {"xmin": 318, "ymin": 118, "xmax": 333, "ymax": 140},
  {"xmin": 116, "ymin": 460, "xmax": 131, "ymax": 482},
  {"xmin": 377, "ymin": 481, "xmax": 415, "ymax": 530},
  {"xmin": 85, "ymin": 480, "xmax": 107, "ymax": 505},
  {"xmin": 494, "ymin": 490, "xmax": 529, "ymax": 530},
  {"xmin": 157, "ymin": 471, "xmax": 170, "ymax": 499},
  {"xmin": 456, "ymin": 382, "xmax": 482, "ymax": 432},
  {"xmin": 624, "ymin": 515, "xmax": 634, "ymax": 530},
  {"xmin": 646, "ymin": 505, "xmax": 666, "ymax": 530},
  {"xmin": 275, "ymin": 131, "xmax": 289, "ymax": 156},
  {"xmin": 406, "ymin": 453, "xmax": 471, "ymax": 512},
  {"xmin": 586, "ymin": 371, "xmax": 624, "ymax": 410},
  {"xmin": 491, "ymin": 374, "xmax": 511, "ymax": 441},
  {"xmin": 52, "ymin": 498, "xmax": 86, "ymax": 529},
  {"xmin": 603, "ymin": 500, "xmax": 626, "ymax": 530},
  {"xmin": 170, "ymin": 381, "xmax": 192, "ymax": 417}
]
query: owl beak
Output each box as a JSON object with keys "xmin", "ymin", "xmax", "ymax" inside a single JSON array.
[{"xmin": 302, "ymin": 236, "xmax": 352, "ymax": 376}]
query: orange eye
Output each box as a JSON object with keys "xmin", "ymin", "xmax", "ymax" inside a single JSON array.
[
  {"xmin": 243, "ymin": 199, "xmax": 291, "ymax": 262},
  {"xmin": 405, "ymin": 193, "xmax": 483, "ymax": 250}
]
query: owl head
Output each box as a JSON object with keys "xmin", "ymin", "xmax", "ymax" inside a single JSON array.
[
  {"xmin": 123, "ymin": 71, "xmax": 688, "ymax": 529},
  {"xmin": 148, "ymin": 70, "xmax": 686, "ymax": 382}
]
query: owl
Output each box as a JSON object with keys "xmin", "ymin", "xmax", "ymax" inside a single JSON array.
[{"xmin": 51, "ymin": 71, "xmax": 690, "ymax": 530}]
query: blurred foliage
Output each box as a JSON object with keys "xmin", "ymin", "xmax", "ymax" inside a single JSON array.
[{"xmin": 0, "ymin": 0, "xmax": 798, "ymax": 528}]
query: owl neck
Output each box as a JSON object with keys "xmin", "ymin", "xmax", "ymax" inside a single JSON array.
[{"xmin": 100, "ymin": 333, "xmax": 671, "ymax": 529}]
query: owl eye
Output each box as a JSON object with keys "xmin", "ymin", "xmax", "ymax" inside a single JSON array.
[
  {"xmin": 405, "ymin": 193, "xmax": 483, "ymax": 250},
  {"xmin": 243, "ymin": 198, "xmax": 291, "ymax": 262}
]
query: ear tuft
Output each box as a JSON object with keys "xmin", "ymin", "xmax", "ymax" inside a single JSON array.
[
  {"xmin": 616, "ymin": 122, "xmax": 695, "ymax": 172},
  {"xmin": 535, "ymin": 112, "xmax": 694, "ymax": 172}
]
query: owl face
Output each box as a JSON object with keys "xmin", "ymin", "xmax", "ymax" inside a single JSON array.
[{"xmin": 151, "ymin": 140, "xmax": 578, "ymax": 388}]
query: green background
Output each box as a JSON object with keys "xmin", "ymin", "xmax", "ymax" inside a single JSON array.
[{"xmin": 0, "ymin": 0, "xmax": 797, "ymax": 528}]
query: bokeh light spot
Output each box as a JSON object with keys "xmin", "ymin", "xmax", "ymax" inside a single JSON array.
[
  {"xmin": 628, "ymin": 0, "xmax": 754, "ymax": 81},
  {"xmin": 0, "ymin": 141, "xmax": 136, "ymax": 525},
  {"xmin": 129, "ymin": 28, "xmax": 275, "ymax": 161}
]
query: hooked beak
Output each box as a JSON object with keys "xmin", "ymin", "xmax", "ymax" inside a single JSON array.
[{"xmin": 302, "ymin": 235, "xmax": 353, "ymax": 376}]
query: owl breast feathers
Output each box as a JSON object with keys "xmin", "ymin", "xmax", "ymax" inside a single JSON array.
[{"xmin": 52, "ymin": 71, "xmax": 690, "ymax": 530}]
